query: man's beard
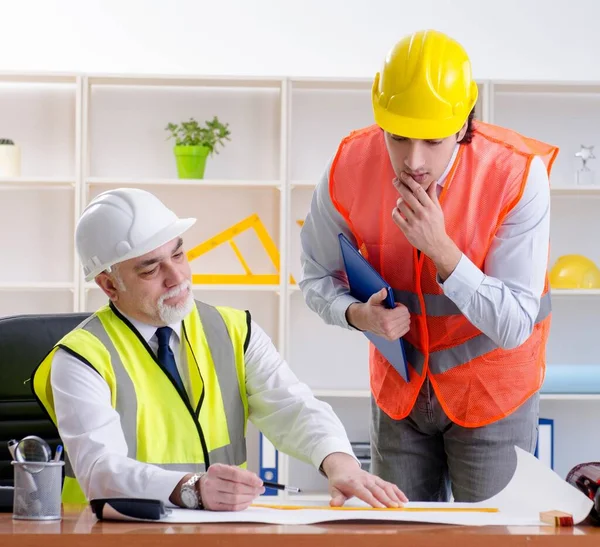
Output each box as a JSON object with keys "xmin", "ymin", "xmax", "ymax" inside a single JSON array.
[{"xmin": 156, "ymin": 280, "xmax": 194, "ymax": 325}]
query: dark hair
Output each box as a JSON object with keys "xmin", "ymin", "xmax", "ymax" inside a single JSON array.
[{"xmin": 458, "ymin": 108, "xmax": 475, "ymax": 144}]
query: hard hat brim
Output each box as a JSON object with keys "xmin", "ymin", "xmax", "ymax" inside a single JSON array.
[
  {"xmin": 84, "ymin": 217, "xmax": 197, "ymax": 282},
  {"xmin": 373, "ymin": 104, "xmax": 469, "ymax": 140}
]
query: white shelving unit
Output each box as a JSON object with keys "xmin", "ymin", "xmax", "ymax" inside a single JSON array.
[
  {"xmin": 2, "ymin": 73, "xmax": 600, "ymax": 499},
  {"xmin": 0, "ymin": 72, "xmax": 81, "ymax": 315}
]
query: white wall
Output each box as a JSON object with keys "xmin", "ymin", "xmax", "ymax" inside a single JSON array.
[{"xmin": 1, "ymin": 0, "xmax": 598, "ymax": 80}]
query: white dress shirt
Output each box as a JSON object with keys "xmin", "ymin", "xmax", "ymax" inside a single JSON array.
[
  {"xmin": 299, "ymin": 144, "xmax": 550, "ymax": 350},
  {"xmin": 50, "ymin": 308, "xmax": 355, "ymax": 505}
]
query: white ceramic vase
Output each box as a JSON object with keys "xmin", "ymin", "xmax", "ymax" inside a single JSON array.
[{"xmin": 0, "ymin": 144, "xmax": 21, "ymax": 177}]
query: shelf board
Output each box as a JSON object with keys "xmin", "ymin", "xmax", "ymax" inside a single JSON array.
[
  {"xmin": 291, "ymin": 180, "xmax": 316, "ymax": 188},
  {"xmin": 289, "ymin": 77, "xmax": 488, "ymax": 92},
  {"xmin": 86, "ymin": 177, "xmax": 281, "ymax": 189},
  {"xmin": 0, "ymin": 72, "xmax": 78, "ymax": 84},
  {"xmin": 86, "ymin": 73, "xmax": 284, "ymax": 89},
  {"xmin": 85, "ymin": 283, "xmax": 286, "ymax": 292},
  {"xmin": 540, "ymin": 393, "xmax": 600, "ymax": 401},
  {"xmin": 551, "ymin": 289, "xmax": 600, "ymax": 296},
  {"xmin": 551, "ymin": 185, "xmax": 600, "ymax": 196},
  {"xmin": 0, "ymin": 282, "xmax": 74, "ymax": 291},
  {"xmin": 0, "ymin": 177, "xmax": 75, "ymax": 189},
  {"xmin": 290, "ymin": 77, "xmax": 371, "ymax": 91},
  {"xmin": 493, "ymin": 81, "xmax": 600, "ymax": 96}
]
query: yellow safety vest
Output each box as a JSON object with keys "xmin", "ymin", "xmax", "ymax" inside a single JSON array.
[{"xmin": 32, "ymin": 300, "xmax": 249, "ymax": 504}]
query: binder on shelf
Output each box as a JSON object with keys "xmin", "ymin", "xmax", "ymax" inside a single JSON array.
[
  {"xmin": 338, "ymin": 233, "xmax": 410, "ymax": 382},
  {"xmin": 534, "ymin": 418, "xmax": 554, "ymax": 470},
  {"xmin": 259, "ymin": 432, "xmax": 279, "ymax": 496}
]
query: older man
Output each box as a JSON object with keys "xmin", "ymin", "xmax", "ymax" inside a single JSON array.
[{"xmin": 32, "ymin": 187, "xmax": 406, "ymax": 511}]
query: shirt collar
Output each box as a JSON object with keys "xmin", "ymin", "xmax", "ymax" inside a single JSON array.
[
  {"xmin": 115, "ymin": 306, "xmax": 182, "ymax": 344},
  {"xmin": 436, "ymin": 143, "xmax": 460, "ymax": 188}
]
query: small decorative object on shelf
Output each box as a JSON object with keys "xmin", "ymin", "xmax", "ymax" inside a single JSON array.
[
  {"xmin": 0, "ymin": 138, "xmax": 21, "ymax": 177},
  {"xmin": 575, "ymin": 144, "xmax": 596, "ymax": 186},
  {"xmin": 165, "ymin": 116, "xmax": 231, "ymax": 179}
]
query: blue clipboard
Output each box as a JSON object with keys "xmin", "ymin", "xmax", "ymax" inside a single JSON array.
[{"xmin": 338, "ymin": 233, "xmax": 410, "ymax": 382}]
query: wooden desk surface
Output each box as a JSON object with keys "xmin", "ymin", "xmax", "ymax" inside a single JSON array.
[{"xmin": 1, "ymin": 506, "xmax": 599, "ymax": 547}]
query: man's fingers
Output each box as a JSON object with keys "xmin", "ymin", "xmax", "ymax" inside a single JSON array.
[
  {"xmin": 209, "ymin": 463, "xmax": 263, "ymax": 487},
  {"xmin": 367, "ymin": 287, "xmax": 388, "ymax": 305},
  {"xmin": 371, "ymin": 302, "xmax": 410, "ymax": 340},
  {"xmin": 396, "ymin": 198, "xmax": 416, "ymax": 222},
  {"xmin": 390, "ymin": 304, "xmax": 410, "ymax": 321},
  {"xmin": 427, "ymin": 180, "xmax": 441, "ymax": 206},
  {"xmin": 392, "ymin": 207, "xmax": 408, "ymax": 230},
  {"xmin": 400, "ymin": 173, "xmax": 430, "ymax": 206},
  {"xmin": 364, "ymin": 481, "xmax": 400, "ymax": 508},
  {"xmin": 394, "ymin": 484, "xmax": 409, "ymax": 503},
  {"xmin": 329, "ymin": 486, "xmax": 348, "ymax": 508},
  {"xmin": 375, "ymin": 479, "xmax": 406, "ymax": 506},
  {"xmin": 214, "ymin": 478, "xmax": 265, "ymax": 496},
  {"xmin": 352, "ymin": 485, "xmax": 386, "ymax": 508},
  {"xmin": 386, "ymin": 315, "xmax": 410, "ymax": 337},
  {"xmin": 396, "ymin": 182, "xmax": 423, "ymax": 212}
]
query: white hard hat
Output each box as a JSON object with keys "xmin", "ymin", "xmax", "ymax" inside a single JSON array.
[{"xmin": 76, "ymin": 188, "xmax": 196, "ymax": 281}]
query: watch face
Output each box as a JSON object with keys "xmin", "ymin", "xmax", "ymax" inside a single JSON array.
[{"xmin": 181, "ymin": 487, "xmax": 197, "ymax": 508}]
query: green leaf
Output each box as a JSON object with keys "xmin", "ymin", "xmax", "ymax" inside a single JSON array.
[{"xmin": 164, "ymin": 115, "xmax": 231, "ymax": 155}]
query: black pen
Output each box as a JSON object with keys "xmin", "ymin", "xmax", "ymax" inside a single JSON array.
[{"xmin": 263, "ymin": 480, "xmax": 301, "ymax": 493}]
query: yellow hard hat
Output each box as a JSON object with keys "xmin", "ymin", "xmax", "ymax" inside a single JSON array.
[
  {"xmin": 549, "ymin": 255, "xmax": 600, "ymax": 289},
  {"xmin": 372, "ymin": 29, "xmax": 478, "ymax": 140}
]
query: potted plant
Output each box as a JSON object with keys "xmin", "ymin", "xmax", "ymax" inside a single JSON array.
[
  {"xmin": 165, "ymin": 116, "xmax": 231, "ymax": 179},
  {"xmin": 0, "ymin": 139, "xmax": 21, "ymax": 177}
]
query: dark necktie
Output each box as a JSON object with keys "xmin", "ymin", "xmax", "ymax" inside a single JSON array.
[{"xmin": 155, "ymin": 326, "xmax": 185, "ymax": 393}]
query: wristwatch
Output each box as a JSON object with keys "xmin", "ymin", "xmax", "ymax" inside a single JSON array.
[{"xmin": 180, "ymin": 473, "xmax": 204, "ymax": 509}]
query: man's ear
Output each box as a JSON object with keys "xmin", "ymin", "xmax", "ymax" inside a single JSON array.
[
  {"xmin": 457, "ymin": 120, "xmax": 468, "ymax": 142},
  {"xmin": 95, "ymin": 272, "xmax": 120, "ymax": 302}
]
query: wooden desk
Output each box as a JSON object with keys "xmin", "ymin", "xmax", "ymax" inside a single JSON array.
[{"xmin": 1, "ymin": 506, "xmax": 599, "ymax": 547}]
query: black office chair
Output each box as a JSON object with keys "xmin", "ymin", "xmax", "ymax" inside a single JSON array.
[{"xmin": 0, "ymin": 312, "xmax": 90, "ymax": 486}]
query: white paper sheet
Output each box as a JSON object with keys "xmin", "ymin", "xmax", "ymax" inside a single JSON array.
[
  {"xmin": 162, "ymin": 504, "xmax": 545, "ymax": 526},
  {"xmin": 472, "ymin": 444, "xmax": 594, "ymax": 524},
  {"xmin": 101, "ymin": 447, "xmax": 595, "ymax": 526}
]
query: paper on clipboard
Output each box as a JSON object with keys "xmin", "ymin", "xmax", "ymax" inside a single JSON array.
[{"xmin": 338, "ymin": 233, "xmax": 410, "ymax": 382}]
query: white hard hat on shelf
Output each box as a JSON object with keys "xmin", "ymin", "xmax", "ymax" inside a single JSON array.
[{"xmin": 75, "ymin": 188, "xmax": 196, "ymax": 282}]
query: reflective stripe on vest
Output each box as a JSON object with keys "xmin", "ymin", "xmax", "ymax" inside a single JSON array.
[
  {"xmin": 64, "ymin": 301, "xmax": 245, "ymax": 479},
  {"xmin": 392, "ymin": 289, "xmax": 461, "ymax": 317},
  {"xmin": 400, "ymin": 291, "xmax": 552, "ymax": 376}
]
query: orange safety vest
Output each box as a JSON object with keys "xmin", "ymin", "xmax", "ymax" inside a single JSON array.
[{"xmin": 330, "ymin": 120, "xmax": 559, "ymax": 428}]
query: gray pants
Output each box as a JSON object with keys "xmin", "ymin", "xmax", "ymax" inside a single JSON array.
[{"xmin": 370, "ymin": 377, "xmax": 540, "ymax": 502}]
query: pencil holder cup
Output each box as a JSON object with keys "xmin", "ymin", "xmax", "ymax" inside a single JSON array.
[{"xmin": 12, "ymin": 461, "xmax": 64, "ymax": 520}]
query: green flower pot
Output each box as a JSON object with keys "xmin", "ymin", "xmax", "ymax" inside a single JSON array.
[{"xmin": 173, "ymin": 145, "xmax": 210, "ymax": 179}]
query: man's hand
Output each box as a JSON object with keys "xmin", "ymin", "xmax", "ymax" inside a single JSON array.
[
  {"xmin": 200, "ymin": 464, "xmax": 265, "ymax": 511},
  {"xmin": 345, "ymin": 288, "xmax": 410, "ymax": 341},
  {"xmin": 392, "ymin": 173, "xmax": 461, "ymax": 281},
  {"xmin": 322, "ymin": 452, "xmax": 408, "ymax": 508}
]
